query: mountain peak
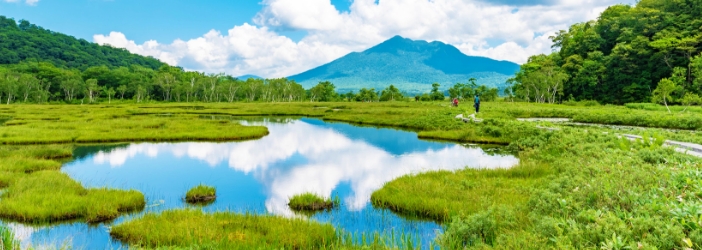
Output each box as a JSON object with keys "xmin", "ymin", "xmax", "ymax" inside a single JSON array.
[{"xmin": 288, "ymin": 36, "xmax": 519, "ymax": 93}]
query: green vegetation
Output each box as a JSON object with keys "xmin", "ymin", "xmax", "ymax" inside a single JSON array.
[
  {"xmin": 0, "ymin": 16, "xmax": 164, "ymax": 70},
  {"xmin": 1, "ymin": 224, "xmax": 18, "ymax": 250},
  {"xmin": 0, "ymin": 145, "xmax": 145, "ymax": 223},
  {"xmin": 509, "ymin": 1, "xmax": 702, "ymax": 105},
  {"xmin": 110, "ymin": 209, "xmax": 339, "ymax": 249},
  {"xmin": 0, "ymin": 105, "xmax": 269, "ymax": 144},
  {"xmin": 0, "ymin": 105, "xmax": 269, "ymax": 225},
  {"xmin": 288, "ymin": 193, "xmax": 337, "ymax": 211},
  {"xmin": 185, "ymin": 185, "xmax": 216, "ymax": 204},
  {"xmin": 372, "ymin": 113, "xmax": 702, "ymax": 249},
  {"xmin": 0, "ymin": 101, "xmax": 701, "ymax": 249}
]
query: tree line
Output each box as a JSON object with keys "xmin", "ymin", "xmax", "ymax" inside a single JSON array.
[
  {"xmin": 508, "ymin": 0, "xmax": 702, "ymax": 106},
  {"xmin": 0, "ymin": 61, "xmax": 501, "ymax": 104}
]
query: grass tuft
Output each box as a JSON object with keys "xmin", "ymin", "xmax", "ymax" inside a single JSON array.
[
  {"xmin": 185, "ymin": 184, "xmax": 216, "ymax": 204},
  {"xmin": 288, "ymin": 192, "xmax": 337, "ymax": 211}
]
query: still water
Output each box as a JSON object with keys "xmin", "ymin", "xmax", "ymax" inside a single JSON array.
[{"xmin": 5, "ymin": 117, "xmax": 519, "ymax": 249}]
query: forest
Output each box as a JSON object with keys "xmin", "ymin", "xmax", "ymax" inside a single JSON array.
[
  {"xmin": 0, "ymin": 16, "xmax": 498, "ymax": 104},
  {"xmin": 509, "ymin": 0, "xmax": 702, "ymax": 105}
]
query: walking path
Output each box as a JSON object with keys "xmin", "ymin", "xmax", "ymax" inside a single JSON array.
[
  {"xmin": 515, "ymin": 117, "xmax": 702, "ymax": 158},
  {"xmin": 618, "ymin": 134, "xmax": 702, "ymax": 158}
]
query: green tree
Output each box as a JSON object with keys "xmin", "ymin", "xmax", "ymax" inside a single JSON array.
[
  {"xmin": 84, "ymin": 79, "xmax": 101, "ymax": 103},
  {"xmin": 103, "ymin": 87, "xmax": 116, "ymax": 104},
  {"xmin": 380, "ymin": 84, "xmax": 403, "ymax": 101},
  {"xmin": 116, "ymin": 85, "xmax": 127, "ymax": 100},
  {"xmin": 430, "ymin": 83, "xmax": 443, "ymax": 101},
  {"xmin": 652, "ymin": 78, "xmax": 676, "ymax": 113},
  {"xmin": 681, "ymin": 93, "xmax": 701, "ymax": 112},
  {"xmin": 309, "ymin": 81, "xmax": 337, "ymax": 102}
]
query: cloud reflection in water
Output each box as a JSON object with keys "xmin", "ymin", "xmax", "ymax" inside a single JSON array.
[{"xmin": 91, "ymin": 118, "xmax": 518, "ymax": 216}]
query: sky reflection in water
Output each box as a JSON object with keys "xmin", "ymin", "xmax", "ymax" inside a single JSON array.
[{"xmin": 7, "ymin": 117, "xmax": 519, "ymax": 249}]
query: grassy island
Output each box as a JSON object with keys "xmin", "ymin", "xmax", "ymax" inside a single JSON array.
[
  {"xmin": 288, "ymin": 193, "xmax": 337, "ymax": 211},
  {"xmin": 185, "ymin": 185, "xmax": 217, "ymax": 204}
]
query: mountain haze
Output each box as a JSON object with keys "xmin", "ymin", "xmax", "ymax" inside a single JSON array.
[{"xmin": 288, "ymin": 36, "xmax": 520, "ymax": 93}]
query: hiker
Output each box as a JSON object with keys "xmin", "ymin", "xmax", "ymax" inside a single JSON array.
[
  {"xmin": 474, "ymin": 94, "xmax": 480, "ymax": 113},
  {"xmin": 452, "ymin": 98, "xmax": 459, "ymax": 107}
]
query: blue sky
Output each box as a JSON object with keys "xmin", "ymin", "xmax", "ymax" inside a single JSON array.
[
  {"xmin": 0, "ymin": 0, "xmax": 635, "ymax": 77},
  {"xmin": 0, "ymin": 0, "xmax": 352, "ymax": 43}
]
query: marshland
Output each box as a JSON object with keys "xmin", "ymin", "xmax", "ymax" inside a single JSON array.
[
  {"xmin": 3, "ymin": 0, "xmax": 702, "ymax": 249},
  {"xmin": 0, "ymin": 101, "xmax": 700, "ymax": 249}
]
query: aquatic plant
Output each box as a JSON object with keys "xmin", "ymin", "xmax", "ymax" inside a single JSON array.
[
  {"xmin": 288, "ymin": 192, "xmax": 337, "ymax": 211},
  {"xmin": 0, "ymin": 224, "xmax": 18, "ymax": 250},
  {"xmin": 185, "ymin": 184, "xmax": 216, "ymax": 204}
]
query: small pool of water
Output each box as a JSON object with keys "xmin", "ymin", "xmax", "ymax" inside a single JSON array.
[{"xmin": 4, "ymin": 117, "xmax": 519, "ymax": 249}]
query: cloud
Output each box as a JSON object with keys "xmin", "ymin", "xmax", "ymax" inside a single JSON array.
[
  {"xmin": 2, "ymin": 0, "xmax": 39, "ymax": 5},
  {"xmin": 94, "ymin": 0, "xmax": 636, "ymax": 77}
]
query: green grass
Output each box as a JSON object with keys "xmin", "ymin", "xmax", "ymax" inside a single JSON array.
[
  {"xmin": 371, "ymin": 163, "xmax": 549, "ymax": 222},
  {"xmin": 2, "ymin": 101, "xmax": 702, "ymax": 249},
  {"xmin": 288, "ymin": 192, "xmax": 337, "ymax": 211},
  {"xmin": 110, "ymin": 209, "xmax": 339, "ymax": 249},
  {"xmin": 1, "ymin": 224, "xmax": 18, "ymax": 250},
  {"xmin": 0, "ymin": 105, "xmax": 272, "ymax": 225},
  {"xmin": 185, "ymin": 184, "xmax": 216, "ymax": 204}
]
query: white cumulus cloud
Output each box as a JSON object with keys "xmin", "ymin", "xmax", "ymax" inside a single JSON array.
[{"xmin": 93, "ymin": 0, "xmax": 637, "ymax": 78}]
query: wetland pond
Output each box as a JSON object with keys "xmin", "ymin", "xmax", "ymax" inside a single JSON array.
[{"xmin": 4, "ymin": 117, "xmax": 519, "ymax": 249}]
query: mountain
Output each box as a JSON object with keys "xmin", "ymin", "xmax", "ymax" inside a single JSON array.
[
  {"xmin": 0, "ymin": 16, "xmax": 165, "ymax": 70},
  {"xmin": 288, "ymin": 36, "xmax": 520, "ymax": 94},
  {"xmin": 237, "ymin": 75, "xmax": 263, "ymax": 80}
]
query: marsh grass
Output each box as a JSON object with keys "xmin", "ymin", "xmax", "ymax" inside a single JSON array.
[
  {"xmin": 288, "ymin": 192, "xmax": 338, "ymax": 211},
  {"xmin": 1, "ymin": 224, "xmax": 18, "ymax": 250},
  {"xmin": 110, "ymin": 209, "xmax": 338, "ymax": 249},
  {"xmin": 185, "ymin": 184, "xmax": 216, "ymax": 204},
  {"xmin": 371, "ymin": 162, "xmax": 548, "ymax": 222},
  {"xmin": 2, "ymin": 102, "xmax": 702, "ymax": 249},
  {"xmin": 111, "ymin": 209, "xmax": 427, "ymax": 250},
  {"xmin": 0, "ymin": 145, "xmax": 145, "ymax": 224}
]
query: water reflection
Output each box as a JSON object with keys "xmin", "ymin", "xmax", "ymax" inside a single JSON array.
[
  {"xmin": 7, "ymin": 117, "xmax": 518, "ymax": 249},
  {"xmin": 91, "ymin": 118, "xmax": 518, "ymax": 216}
]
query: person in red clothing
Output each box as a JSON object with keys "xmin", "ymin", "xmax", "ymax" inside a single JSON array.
[{"xmin": 452, "ymin": 98, "xmax": 459, "ymax": 107}]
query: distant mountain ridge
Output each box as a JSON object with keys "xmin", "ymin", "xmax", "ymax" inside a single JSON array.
[{"xmin": 288, "ymin": 36, "xmax": 520, "ymax": 93}]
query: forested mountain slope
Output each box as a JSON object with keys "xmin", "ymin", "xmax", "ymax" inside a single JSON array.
[
  {"xmin": 510, "ymin": 0, "xmax": 702, "ymax": 104},
  {"xmin": 0, "ymin": 16, "xmax": 164, "ymax": 70}
]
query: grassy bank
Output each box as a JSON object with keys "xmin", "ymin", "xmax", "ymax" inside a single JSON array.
[
  {"xmin": 110, "ymin": 209, "xmax": 338, "ymax": 249},
  {"xmin": 0, "ymin": 145, "xmax": 145, "ymax": 223},
  {"xmin": 0, "ymin": 105, "xmax": 270, "ymax": 224},
  {"xmin": 374, "ymin": 125, "xmax": 702, "ymax": 249}
]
